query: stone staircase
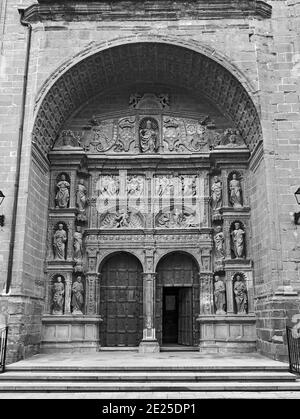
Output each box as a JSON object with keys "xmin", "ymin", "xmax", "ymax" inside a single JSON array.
[{"xmin": 0, "ymin": 363, "xmax": 299, "ymax": 395}]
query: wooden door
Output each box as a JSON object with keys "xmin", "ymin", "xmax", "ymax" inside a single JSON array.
[
  {"xmin": 100, "ymin": 253, "xmax": 143, "ymax": 347},
  {"xmin": 178, "ymin": 287, "xmax": 193, "ymax": 345}
]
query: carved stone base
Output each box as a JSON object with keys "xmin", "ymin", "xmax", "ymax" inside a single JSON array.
[{"xmin": 139, "ymin": 340, "xmax": 160, "ymax": 353}]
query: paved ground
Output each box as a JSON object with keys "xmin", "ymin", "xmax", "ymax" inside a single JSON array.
[
  {"xmin": 5, "ymin": 351, "xmax": 288, "ymax": 369},
  {"xmin": 0, "ymin": 391, "xmax": 300, "ymax": 399}
]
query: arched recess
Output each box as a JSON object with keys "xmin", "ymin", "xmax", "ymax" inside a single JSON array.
[
  {"xmin": 155, "ymin": 252, "xmax": 199, "ymax": 347},
  {"xmin": 99, "ymin": 252, "xmax": 143, "ymax": 347},
  {"xmin": 32, "ymin": 40, "xmax": 262, "ymax": 159}
]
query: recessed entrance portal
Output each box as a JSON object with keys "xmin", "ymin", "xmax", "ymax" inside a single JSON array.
[
  {"xmin": 100, "ymin": 253, "xmax": 143, "ymax": 347},
  {"xmin": 156, "ymin": 253, "xmax": 199, "ymax": 346}
]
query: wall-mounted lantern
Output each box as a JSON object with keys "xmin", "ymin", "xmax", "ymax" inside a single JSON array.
[
  {"xmin": 294, "ymin": 187, "xmax": 300, "ymax": 225},
  {"xmin": 0, "ymin": 190, "xmax": 5, "ymax": 227}
]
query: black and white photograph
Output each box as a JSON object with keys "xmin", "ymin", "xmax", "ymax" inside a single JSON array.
[{"xmin": 0, "ymin": 0, "xmax": 300, "ymax": 405}]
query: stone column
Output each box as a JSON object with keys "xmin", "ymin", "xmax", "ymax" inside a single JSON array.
[
  {"xmin": 139, "ymin": 272, "xmax": 160, "ymax": 353},
  {"xmin": 64, "ymin": 275, "xmax": 72, "ymax": 315},
  {"xmin": 86, "ymin": 273, "xmax": 98, "ymax": 315},
  {"xmin": 225, "ymin": 272, "xmax": 235, "ymax": 314}
]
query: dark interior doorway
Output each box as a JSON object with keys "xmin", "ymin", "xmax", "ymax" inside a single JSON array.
[{"xmin": 162, "ymin": 286, "xmax": 193, "ymax": 345}]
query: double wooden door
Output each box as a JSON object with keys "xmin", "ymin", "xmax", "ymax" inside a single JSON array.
[{"xmin": 100, "ymin": 253, "xmax": 143, "ymax": 347}]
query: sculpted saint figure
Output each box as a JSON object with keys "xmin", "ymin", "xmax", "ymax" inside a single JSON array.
[
  {"xmin": 53, "ymin": 223, "xmax": 67, "ymax": 260},
  {"xmin": 76, "ymin": 179, "xmax": 87, "ymax": 212},
  {"xmin": 234, "ymin": 275, "xmax": 248, "ymax": 314},
  {"xmin": 214, "ymin": 226, "xmax": 225, "ymax": 260},
  {"xmin": 71, "ymin": 276, "xmax": 84, "ymax": 315},
  {"xmin": 214, "ymin": 276, "xmax": 226, "ymax": 315},
  {"xmin": 139, "ymin": 120, "xmax": 158, "ymax": 153},
  {"xmin": 52, "ymin": 276, "xmax": 65, "ymax": 315},
  {"xmin": 73, "ymin": 226, "xmax": 83, "ymax": 262},
  {"xmin": 231, "ymin": 222, "xmax": 245, "ymax": 258},
  {"xmin": 55, "ymin": 174, "xmax": 70, "ymax": 208},
  {"xmin": 211, "ymin": 176, "xmax": 222, "ymax": 210},
  {"xmin": 229, "ymin": 174, "xmax": 242, "ymax": 208}
]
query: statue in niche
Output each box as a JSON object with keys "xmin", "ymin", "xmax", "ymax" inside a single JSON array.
[
  {"xmin": 231, "ymin": 222, "xmax": 245, "ymax": 258},
  {"xmin": 76, "ymin": 179, "xmax": 87, "ymax": 213},
  {"xmin": 55, "ymin": 174, "xmax": 70, "ymax": 208},
  {"xmin": 229, "ymin": 174, "xmax": 243, "ymax": 208},
  {"xmin": 71, "ymin": 276, "xmax": 84, "ymax": 315},
  {"xmin": 139, "ymin": 119, "xmax": 159, "ymax": 153},
  {"xmin": 233, "ymin": 274, "xmax": 248, "ymax": 314},
  {"xmin": 52, "ymin": 276, "xmax": 65, "ymax": 315},
  {"xmin": 53, "ymin": 223, "xmax": 67, "ymax": 260},
  {"xmin": 73, "ymin": 226, "xmax": 83, "ymax": 262},
  {"xmin": 214, "ymin": 226, "xmax": 225, "ymax": 260},
  {"xmin": 211, "ymin": 176, "xmax": 222, "ymax": 211},
  {"xmin": 214, "ymin": 275, "xmax": 226, "ymax": 315}
]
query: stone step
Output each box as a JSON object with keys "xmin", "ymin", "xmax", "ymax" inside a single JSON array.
[
  {"xmin": 0, "ymin": 371, "xmax": 296, "ymax": 382},
  {"xmin": 5, "ymin": 364, "xmax": 289, "ymax": 373},
  {"xmin": 1, "ymin": 380, "xmax": 300, "ymax": 392}
]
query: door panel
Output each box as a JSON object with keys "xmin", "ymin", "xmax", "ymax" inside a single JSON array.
[
  {"xmin": 178, "ymin": 288, "xmax": 193, "ymax": 345},
  {"xmin": 156, "ymin": 253, "xmax": 199, "ymax": 346},
  {"xmin": 100, "ymin": 253, "xmax": 143, "ymax": 347}
]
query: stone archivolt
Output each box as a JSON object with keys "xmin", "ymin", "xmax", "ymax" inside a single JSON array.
[{"xmin": 32, "ymin": 43, "xmax": 262, "ymax": 159}]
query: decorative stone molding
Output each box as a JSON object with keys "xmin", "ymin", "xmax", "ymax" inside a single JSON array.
[{"xmin": 22, "ymin": 1, "xmax": 272, "ymax": 23}]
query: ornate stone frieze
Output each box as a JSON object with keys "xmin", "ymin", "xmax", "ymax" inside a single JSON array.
[
  {"xmin": 155, "ymin": 208, "xmax": 198, "ymax": 228},
  {"xmin": 99, "ymin": 211, "xmax": 144, "ymax": 229}
]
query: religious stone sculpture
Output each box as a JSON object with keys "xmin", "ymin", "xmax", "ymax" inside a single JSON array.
[
  {"xmin": 76, "ymin": 179, "xmax": 87, "ymax": 221},
  {"xmin": 71, "ymin": 276, "xmax": 84, "ymax": 315},
  {"xmin": 231, "ymin": 222, "xmax": 245, "ymax": 258},
  {"xmin": 229, "ymin": 173, "xmax": 243, "ymax": 208},
  {"xmin": 139, "ymin": 119, "xmax": 159, "ymax": 153},
  {"xmin": 214, "ymin": 226, "xmax": 225, "ymax": 260},
  {"xmin": 53, "ymin": 223, "xmax": 67, "ymax": 260},
  {"xmin": 55, "ymin": 174, "xmax": 70, "ymax": 208},
  {"xmin": 127, "ymin": 176, "xmax": 144, "ymax": 197},
  {"xmin": 100, "ymin": 211, "xmax": 143, "ymax": 228},
  {"xmin": 211, "ymin": 176, "xmax": 222, "ymax": 211},
  {"xmin": 233, "ymin": 274, "xmax": 248, "ymax": 314},
  {"xmin": 73, "ymin": 226, "xmax": 83, "ymax": 262},
  {"xmin": 214, "ymin": 275, "xmax": 226, "ymax": 315},
  {"xmin": 52, "ymin": 276, "xmax": 65, "ymax": 315},
  {"xmin": 156, "ymin": 208, "xmax": 197, "ymax": 228}
]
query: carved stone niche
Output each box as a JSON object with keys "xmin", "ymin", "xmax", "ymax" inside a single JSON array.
[
  {"xmin": 50, "ymin": 273, "xmax": 66, "ymax": 315},
  {"xmin": 228, "ymin": 171, "xmax": 243, "ymax": 209},
  {"xmin": 200, "ymin": 248, "xmax": 212, "ymax": 272},
  {"xmin": 213, "ymin": 271, "xmax": 226, "ymax": 315},
  {"xmin": 71, "ymin": 274, "xmax": 85, "ymax": 315},
  {"xmin": 54, "ymin": 172, "xmax": 71, "ymax": 209},
  {"xmin": 52, "ymin": 221, "xmax": 69, "ymax": 261},
  {"xmin": 139, "ymin": 117, "xmax": 159, "ymax": 153},
  {"xmin": 232, "ymin": 272, "xmax": 248, "ymax": 315},
  {"xmin": 230, "ymin": 220, "xmax": 246, "ymax": 259}
]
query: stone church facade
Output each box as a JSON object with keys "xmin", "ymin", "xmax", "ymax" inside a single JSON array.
[{"xmin": 0, "ymin": 0, "xmax": 300, "ymax": 363}]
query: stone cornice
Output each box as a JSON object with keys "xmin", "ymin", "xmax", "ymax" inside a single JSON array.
[{"xmin": 21, "ymin": 1, "xmax": 272, "ymax": 23}]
